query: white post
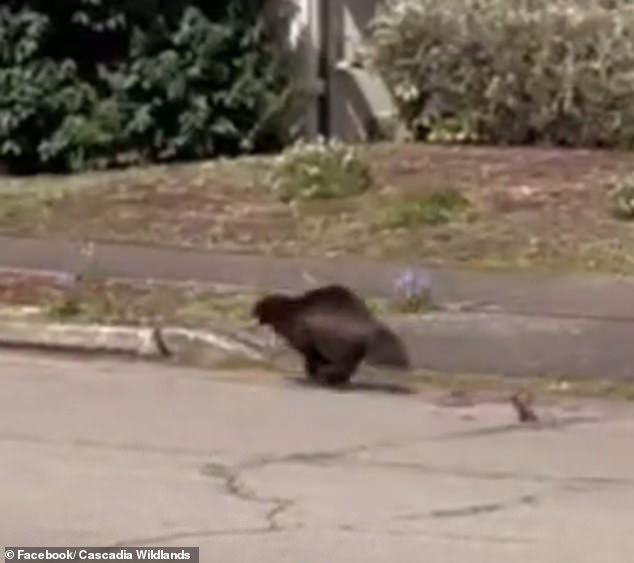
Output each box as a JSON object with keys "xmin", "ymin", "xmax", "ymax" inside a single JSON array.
[{"xmin": 288, "ymin": 0, "xmax": 321, "ymax": 138}]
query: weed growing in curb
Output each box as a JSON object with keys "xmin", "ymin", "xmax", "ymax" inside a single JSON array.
[{"xmin": 46, "ymin": 241, "xmax": 118, "ymax": 321}]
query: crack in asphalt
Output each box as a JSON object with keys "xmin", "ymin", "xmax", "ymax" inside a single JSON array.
[
  {"xmin": 393, "ymin": 478, "xmax": 609, "ymax": 524},
  {"xmin": 108, "ymin": 463, "xmax": 298, "ymax": 547},
  {"xmin": 326, "ymin": 458, "xmax": 634, "ymax": 488},
  {"xmin": 398, "ymin": 491, "xmax": 541, "ymax": 521},
  {"xmin": 0, "ymin": 431, "xmax": 223, "ymax": 459},
  {"xmin": 335, "ymin": 524, "xmax": 535, "ymax": 544},
  {"xmin": 218, "ymin": 416, "xmax": 632, "ymax": 491},
  {"xmin": 108, "ymin": 525, "xmax": 535, "ymax": 546},
  {"xmin": 231, "ymin": 423, "xmax": 551, "ymax": 474},
  {"xmin": 107, "ymin": 526, "xmax": 272, "ymax": 547},
  {"xmin": 200, "ymin": 462, "xmax": 297, "ymax": 533},
  {"xmin": 426, "ymin": 415, "xmax": 603, "ymax": 442}
]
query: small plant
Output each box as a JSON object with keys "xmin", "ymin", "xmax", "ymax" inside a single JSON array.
[
  {"xmin": 267, "ymin": 137, "xmax": 376, "ymax": 202},
  {"xmin": 380, "ymin": 187, "xmax": 469, "ymax": 228},
  {"xmin": 391, "ymin": 268, "xmax": 433, "ymax": 313},
  {"xmin": 607, "ymin": 174, "xmax": 634, "ymax": 220},
  {"xmin": 45, "ymin": 241, "xmax": 117, "ymax": 320},
  {"xmin": 46, "ymin": 278, "xmax": 83, "ymax": 319}
]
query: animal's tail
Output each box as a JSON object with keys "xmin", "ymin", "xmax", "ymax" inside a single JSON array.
[{"xmin": 365, "ymin": 323, "xmax": 411, "ymax": 369}]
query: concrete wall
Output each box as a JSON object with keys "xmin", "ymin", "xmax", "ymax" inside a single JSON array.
[
  {"xmin": 325, "ymin": 0, "xmax": 398, "ymax": 142},
  {"xmin": 289, "ymin": 0, "xmax": 399, "ymax": 142}
]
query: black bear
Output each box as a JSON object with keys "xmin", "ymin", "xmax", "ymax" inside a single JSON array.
[{"xmin": 252, "ymin": 284, "xmax": 410, "ymax": 387}]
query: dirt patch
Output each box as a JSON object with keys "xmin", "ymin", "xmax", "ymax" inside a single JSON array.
[
  {"xmin": 0, "ymin": 271, "xmax": 399, "ymax": 328},
  {"xmin": 1, "ymin": 144, "xmax": 634, "ymax": 273},
  {"xmin": 0, "ymin": 271, "xmax": 261, "ymax": 328}
]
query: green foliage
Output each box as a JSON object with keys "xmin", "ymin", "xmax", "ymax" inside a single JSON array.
[
  {"xmin": 390, "ymin": 292, "xmax": 434, "ymax": 314},
  {"xmin": 0, "ymin": 7, "xmax": 106, "ymax": 172},
  {"xmin": 0, "ymin": 1, "xmax": 299, "ymax": 173},
  {"xmin": 607, "ymin": 173, "xmax": 634, "ymax": 220},
  {"xmin": 268, "ymin": 137, "xmax": 376, "ymax": 202},
  {"xmin": 379, "ymin": 187, "xmax": 469, "ymax": 228},
  {"xmin": 105, "ymin": 4, "xmax": 298, "ymax": 162},
  {"xmin": 365, "ymin": 0, "xmax": 634, "ymax": 148}
]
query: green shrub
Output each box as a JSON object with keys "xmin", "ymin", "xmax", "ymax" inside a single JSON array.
[
  {"xmin": 364, "ymin": 0, "xmax": 634, "ymax": 148},
  {"xmin": 104, "ymin": 4, "xmax": 299, "ymax": 163},
  {"xmin": 379, "ymin": 187, "xmax": 470, "ymax": 228},
  {"xmin": 267, "ymin": 137, "xmax": 376, "ymax": 202},
  {"xmin": 607, "ymin": 173, "xmax": 634, "ymax": 219},
  {"xmin": 0, "ymin": 1, "xmax": 300, "ymax": 174},
  {"xmin": 0, "ymin": 7, "xmax": 112, "ymax": 173}
]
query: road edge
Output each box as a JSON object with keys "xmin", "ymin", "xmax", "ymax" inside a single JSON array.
[
  {"xmin": 2, "ymin": 310, "xmax": 634, "ymax": 381},
  {"xmin": 0, "ymin": 320, "xmax": 269, "ymax": 367}
]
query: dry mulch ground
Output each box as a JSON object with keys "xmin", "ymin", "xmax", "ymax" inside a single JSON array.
[
  {"xmin": 1, "ymin": 143, "xmax": 634, "ymax": 273},
  {"xmin": 0, "ymin": 271, "xmax": 397, "ymax": 327},
  {"xmin": 0, "ymin": 271, "xmax": 260, "ymax": 327}
]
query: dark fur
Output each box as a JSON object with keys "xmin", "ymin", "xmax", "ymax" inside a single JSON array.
[{"xmin": 252, "ymin": 284, "xmax": 410, "ymax": 387}]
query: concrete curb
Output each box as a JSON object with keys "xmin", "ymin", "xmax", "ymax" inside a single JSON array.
[
  {"xmin": 0, "ymin": 321, "xmax": 268, "ymax": 367},
  {"xmin": 0, "ymin": 322, "xmax": 161, "ymax": 357},
  {"xmin": 159, "ymin": 326, "xmax": 269, "ymax": 366},
  {"xmin": 389, "ymin": 311, "xmax": 634, "ymax": 380},
  {"xmin": 2, "ymin": 310, "xmax": 634, "ymax": 381}
]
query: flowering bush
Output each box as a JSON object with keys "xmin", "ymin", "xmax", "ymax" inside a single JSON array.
[
  {"xmin": 365, "ymin": 0, "xmax": 634, "ymax": 148},
  {"xmin": 392, "ymin": 268, "xmax": 433, "ymax": 313},
  {"xmin": 607, "ymin": 174, "xmax": 634, "ymax": 220},
  {"xmin": 267, "ymin": 137, "xmax": 376, "ymax": 202}
]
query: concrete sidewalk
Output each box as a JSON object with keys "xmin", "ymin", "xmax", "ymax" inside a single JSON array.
[
  {"xmin": 1, "ymin": 234, "xmax": 634, "ymax": 319},
  {"xmin": 1, "ymin": 234, "xmax": 634, "ymax": 378}
]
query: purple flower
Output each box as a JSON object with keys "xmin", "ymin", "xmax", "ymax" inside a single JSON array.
[{"xmin": 393, "ymin": 268, "xmax": 431, "ymax": 300}]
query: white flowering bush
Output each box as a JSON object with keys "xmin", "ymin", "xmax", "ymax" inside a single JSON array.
[
  {"xmin": 364, "ymin": 0, "xmax": 634, "ymax": 147},
  {"xmin": 267, "ymin": 137, "xmax": 376, "ymax": 202},
  {"xmin": 608, "ymin": 174, "xmax": 634, "ymax": 220}
]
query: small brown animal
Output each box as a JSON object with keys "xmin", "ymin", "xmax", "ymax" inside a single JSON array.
[
  {"xmin": 510, "ymin": 390, "xmax": 539, "ymax": 423},
  {"xmin": 252, "ymin": 284, "xmax": 410, "ymax": 387}
]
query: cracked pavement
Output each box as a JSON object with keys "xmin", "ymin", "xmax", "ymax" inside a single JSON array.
[{"xmin": 2, "ymin": 350, "xmax": 634, "ymax": 561}]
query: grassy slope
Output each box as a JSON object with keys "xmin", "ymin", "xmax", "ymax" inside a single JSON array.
[{"xmin": 1, "ymin": 143, "xmax": 634, "ymax": 273}]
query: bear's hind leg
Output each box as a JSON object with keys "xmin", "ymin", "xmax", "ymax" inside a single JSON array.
[{"xmin": 317, "ymin": 345, "xmax": 366, "ymax": 388}]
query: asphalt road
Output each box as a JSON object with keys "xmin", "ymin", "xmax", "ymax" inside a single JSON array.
[{"xmin": 2, "ymin": 350, "xmax": 634, "ymax": 562}]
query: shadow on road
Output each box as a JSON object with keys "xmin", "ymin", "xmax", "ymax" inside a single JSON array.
[{"xmin": 283, "ymin": 375, "xmax": 416, "ymax": 396}]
